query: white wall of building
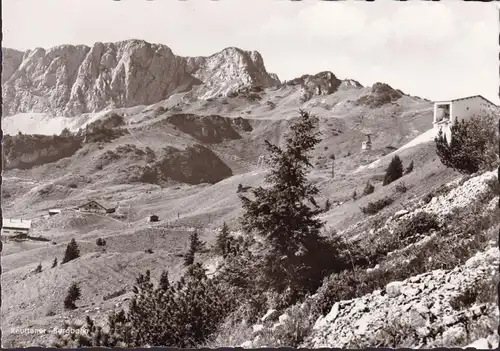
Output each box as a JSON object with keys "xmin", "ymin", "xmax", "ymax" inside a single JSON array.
[{"xmin": 433, "ymin": 96, "xmax": 495, "ymax": 142}]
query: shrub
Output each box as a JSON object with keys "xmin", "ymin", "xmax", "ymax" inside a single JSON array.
[
  {"xmin": 360, "ymin": 197, "xmax": 394, "ymax": 215},
  {"xmin": 383, "ymin": 155, "xmax": 403, "ymax": 186},
  {"xmin": 394, "ymin": 211, "xmax": 440, "ymax": 243},
  {"xmin": 68, "ymin": 183, "xmax": 78, "ymax": 189},
  {"xmin": 237, "ymin": 184, "xmax": 243, "ymax": 193},
  {"xmin": 61, "ymin": 239, "xmax": 80, "ymax": 264},
  {"xmin": 395, "ymin": 181, "xmax": 407, "ymax": 193},
  {"xmin": 362, "ymin": 181, "xmax": 375, "ymax": 196},
  {"xmin": 404, "ymin": 160, "xmax": 414, "ymax": 174},
  {"xmin": 55, "ymin": 269, "xmax": 234, "ymax": 348},
  {"xmin": 52, "ymin": 257, "xmax": 58, "ymax": 268},
  {"xmin": 435, "ymin": 113, "xmax": 499, "ymax": 174},
  {"xmin": 145, "ymin": 248, "xmax": 153, "ymax": 254},
  {"xmin": 96, "ymin": 238, "xmax": 107, "ymax": 246},
  {"xmin": 64, "ymin": 282, "xmax": 81, "ymax": 310}
]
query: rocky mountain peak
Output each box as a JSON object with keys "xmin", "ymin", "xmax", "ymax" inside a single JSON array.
[{"xmin": 1, "ymin": 40, "xmax": 280, "ymax": 117}]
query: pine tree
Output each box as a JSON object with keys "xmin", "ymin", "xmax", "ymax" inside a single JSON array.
[
  {"xmin": 183, "ymin": 230, "xmax": 205, "ymax": 267},
  {"xmin": 383, "ymin": 155, "xmax": 403, "ymax": 186},
  {"xmin": 62, "ymin": 238, "xmax": 80, "ymax": 264},
  {"xmin": 215, "ymin": 222, "xmax": 230, "ymax": 257},
  {"xmin": 52, "ymin": 257, "xmax": 58, "ymax": 268},
  {"xmin": 239, "ymin": 110, "xmax": 342, "ymax": 301},
  {"xmin": 64, "ymin": 282, "xmax": 81, "ymax": 310},
  {"xmin": 158, "ymin": 271, "xmax": 170, "ymax": 291}
]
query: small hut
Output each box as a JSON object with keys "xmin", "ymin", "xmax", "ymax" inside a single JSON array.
[{"xmin": 149, "ymin": 215, "xmax": 159, "ymax": 222}]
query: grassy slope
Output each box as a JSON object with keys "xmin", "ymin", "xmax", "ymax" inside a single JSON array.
[{"xmin": 2, "ymin": 85, "xmax": 453, "ymax": 347}]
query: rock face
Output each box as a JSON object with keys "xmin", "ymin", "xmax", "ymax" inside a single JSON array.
[
  {"xmin": 164, "ymin": 113, "xmax": 253, "ymax": 144},
  {"xmin": 2, "ymin": 40, "xmax": 280, "ymax": 117},
  {"xmin": 287, "ymin": 71, "xmax": 343, "ymax": 102},
  {"xmin": 2, "ymin": 133, "xmax": 84, "ymax": 170},
  {"xmin": 144, "ymin": 144, "xmax": 233, "ymax": 185},
  {"xmin": 355, "ymin": 82, "xmax": 403, "ymax": 108}
]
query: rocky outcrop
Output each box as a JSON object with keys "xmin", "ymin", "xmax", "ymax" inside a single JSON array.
[
  {"xmin": 2, "ymin": 133, "xmax": 83, "ymax": 170},
  {"xmin": 354, "ymin": 83, "xmax": 403, "ymax": 108},
  {"xmin": 287, "ymin": 71, "xmax": 342, "ymax": 102},
  {"xmin": 141, "ymin": 144, "xmax": 233, "ymax": 185},
  {"xmin": 163, "ymin": 113, "xmax": 252, "ymax": 144},
  {"xmin": 2, "ymin": 40, "xmax": 280, "ymax": 117},
  {"xmin": 303, "ymin": 246, "xmax": 498, "ymax": 348}
]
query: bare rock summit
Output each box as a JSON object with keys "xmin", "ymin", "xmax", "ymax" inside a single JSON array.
[{"xmin": 2, "ymin": 40, "xmax": 280, "ymax": 117}]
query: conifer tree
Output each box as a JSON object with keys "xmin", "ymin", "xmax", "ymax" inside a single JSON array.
[
  {"xmin": 383, "ymin": 155, "xmax": 403, "ymax": 186},
  {"xmin": 183, "ymin": 230, "xmax": 205, "ymax": 267},
  {"xmin": 215, "ymin": 222, "xmax": 230, "ymax": 257},
  {"xmin": 62, "ymin": 238, "xmax": 80, "ymax": 264},
  {"xmin": 64, "ymin": 282, "xmax": 81, "ymax": 310},
  {"xmin": 239, "ymin": 110, "xmax": 342, "ymax": 301},
  {"xmin": 405, "ymin": 160, "xmax": 414, "ymax": 174},
  {"xmin": 52, "ymin": 257, "xmax": 58, "ymax": 268}
]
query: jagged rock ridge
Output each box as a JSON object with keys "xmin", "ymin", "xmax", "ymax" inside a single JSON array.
[{"xmin": 1, "ymin": 40, "xmax": 281, "ymax": 117}]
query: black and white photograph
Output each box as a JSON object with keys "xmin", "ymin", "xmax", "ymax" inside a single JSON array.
[{"xmin": 1, "ymin": 0, "xmax": 499, "ymax": 348}]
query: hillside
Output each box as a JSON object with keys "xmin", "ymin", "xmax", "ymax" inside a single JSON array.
[{"xmin": 1, "ymin": 39, "xmax": 498, "ymax": 348}]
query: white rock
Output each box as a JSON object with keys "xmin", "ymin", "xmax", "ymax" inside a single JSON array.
[
  {"xmin": 386, "ymin": 281, "xmax": 405, "ymax": 297},
  {"xmin": 278, "ymin": 313, "xmax": 289, "ymax": 324},
  {"xmin": 240, "ymin": 340, "xmax": 253, "ymax": 348},
  {"xmin": 252, "ymin": 324, "xmax": 264, "ymax": 333},
  {"xmin": 465, "ymin": 338, "xmax": 491, "ymax": 349},
  {"xmin": 261, "ymin": 309, "xmax": 278, "ymax": 323}
]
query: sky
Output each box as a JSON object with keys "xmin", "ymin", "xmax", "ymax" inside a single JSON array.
[{"xmin": 2, "ymin": 0, "xmax": 499, "ymax": 103}]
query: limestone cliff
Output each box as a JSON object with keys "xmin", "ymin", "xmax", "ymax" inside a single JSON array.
[{"xmin": 2, "ymin": 40, "xmax": 281, "ymax": 117}]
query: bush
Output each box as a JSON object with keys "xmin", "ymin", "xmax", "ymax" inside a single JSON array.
[
  {"xmin": 61, "ymin": 239, "xmax": 80, "ymax": 264},
  {"xmin": 55, "ymin": 268, "xmax": 234, "ymax": 348},
  {"xmin": 96, "ymin": 238, "xmax": 107, "ymax": 246},
  {"xmin": 395, "ymin": 181, "xmax": 407, "ymax": 193},
  {"xmin": 52, "ymin": 257, "xmax": 58, "ymax": 268},
  {"xmin": 145, "ymin": 248, "xmax": 153, "ymax": 254},
  {"xmin": 362, "ymin": 181, "xmax": 375, "ymax": 196},
  {"xmin": 360, "ymin": 197, "xmax": 394, "ymax": 215},
  {"xmin": 64, "ymin": 282, "xmax": 81, "ymax": 310},
  {"xmin": 383, "ymin": 155, "xmax": 403, "ymax": 186},
  {"xmin": 435, "ymin": 113, "xmax": 499, "ymax": 174},
  {"xmin": 394, "ymin": 211, "xmax": 440, "ymax": 243}
]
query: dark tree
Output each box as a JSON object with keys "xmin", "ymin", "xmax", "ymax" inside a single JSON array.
[
  {"xmin": 184, "ymin": 230, "xmax": 205, "ymax": 267},
  {"xmin": 239, "ymin": 110, "xmax": 344, "ymax": 301},
  {"xmin": 64, "ymin": 282, "xmax": 81, "ymax": 310},
  {"xmin": 52, "ymin": 257, "xmax": 58, "ymax": 268},
  {"xmin": 383, "ymin": 155, "xmax": 403, "ymax": 186},
  {"xmin": 62, "ymin": 239, "xmax": 80, "ymax": 264},
  {"xmin": 215, "ymin": 222, "xmax": 230, "ymax": 257},
  {"xmin": 158, "ymin": 270, "xmax": 170, "ymax": 291}
]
